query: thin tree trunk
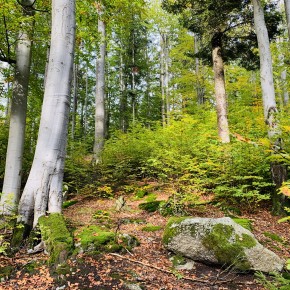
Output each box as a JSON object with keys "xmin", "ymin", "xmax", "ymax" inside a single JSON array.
[
  {"xmin": 94, "ymin": 15, "xmax": 106, "ymax": 163},
  {"xmin": 119, "ymin": 52, "xmax": 127, "ymax": 132},
  {"xmin": 253, "ymin": 0, "xmax": 287, "ymax": 213},
  {"xmin": 211, "ymin": 32, "xmax": 230, "ymax": 143},
  {"xmin": 160, "ymin": 33, "xmax": 166, "ymax": 127},
  {"xmin": 281, "ymin": 70, "xmax": 289, "ymax": 105},
  {"xmin": 164, "ymin": 34, "xmax": 170, "ymax": 125},
  {"xmin": 284, "ymin": 0, "xmax": 290, "ymax": 40},
  {"xmin": 0, "ymin": 1, "xmax": 34, "ymax": 215},
  {"xmin": 71, "ymin": 63, "xmax": 78, "ymax": 140},
  {"xmin": 18, "ymin": 0, "xmax": 76, "ymax": 227}
]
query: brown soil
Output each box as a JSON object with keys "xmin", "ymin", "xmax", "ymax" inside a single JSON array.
[{"xmin": 0, "ymin": 186, "xmax": 289, "ymax": 290}]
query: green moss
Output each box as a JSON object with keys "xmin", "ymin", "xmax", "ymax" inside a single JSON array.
[
  {"xmin": 38, "ymin": 213, "xmax": 74, "ymax": 265},
  {"xmin": 171, "ymin": 254, "xmax": 186, "ymax": 267},
  {"xmin": 232, "ymin": 218, "xmax": 253, "ymax": 231},
  {"xmin": 263, "ymin": 232, "xmax": 284, "ymax": 243},
  {"xmin": 76, "ymin": 225, "xmax": 122, "ymax": 253},
  {"xmin": 139, "ymin": 200, "xmax": 163, "ymax": 212},
  {"xmin": 202, "ymin": 224, "xmax": 256, "ymax": 271},
  {"xmin": 141, "ymin": 225, "xmax": 162, "ymax": 232},
  {"xmin": 162, "ymin": 217, "xmax": 189, "ymax": 245},
  {"xmin": 62, "ymin": 200, "xmax": 78, "ymax": 209},
  {"xmin": 0, "ymin": 266, "xmax": 13, "ymax": 279}
]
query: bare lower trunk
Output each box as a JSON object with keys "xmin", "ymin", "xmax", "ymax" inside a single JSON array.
[
  {"xmin": 0, "ymin": 2, "xmax": 34, "ymax": 215},
  {"xmin": 18, "ymin": 0, "xmax": 75, "ymax": 227},
  {"xmin": 211, "ymin": 32, "xmax": 230, "ymax": 143},
  {"xmin": 94, "ymin": 17, "xmax": 106, "ymax": 163}
]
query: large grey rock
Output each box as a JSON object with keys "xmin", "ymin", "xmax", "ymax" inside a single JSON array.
[{"xmin": 163, "ymin": 217, "xmax": 285, "ymax": 273}]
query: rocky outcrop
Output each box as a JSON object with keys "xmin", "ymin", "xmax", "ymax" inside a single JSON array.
[{"xmin": 163, "ymin": 217, "xmax": 285, "ymax": 273}]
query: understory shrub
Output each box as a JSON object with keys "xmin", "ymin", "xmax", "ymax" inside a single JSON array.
[{"xmin": 101, "ymin": 114, "xmax": 273, "ymax": 209}]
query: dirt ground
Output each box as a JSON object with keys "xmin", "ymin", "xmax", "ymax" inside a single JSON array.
[{"xmin": 0, "ymin": 186, "xmax": 289, "ymax": 290}]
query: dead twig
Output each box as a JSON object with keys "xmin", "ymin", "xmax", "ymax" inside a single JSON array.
[{"xmin": 108, "ymin": 253, "xmax": 246, "ymax": 286}]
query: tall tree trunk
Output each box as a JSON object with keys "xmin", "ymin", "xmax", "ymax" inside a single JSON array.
[
  {"xmin": 160, "ymin": 34, "xmax": 166, "ymax": 127},
  {"xmin": 119, "ymin": 52, "xmax": 127, "ymax": 132},
  {"xmin": 211, "ymin": 31, "xmax": 230, "ymax": 143},
  {"xmin": 94, "ymin": 15, "xmax": 106, "ymax": 163},
  {"xmin": 253, "ymin": 0, "xmax": 287, "ymax": 213},
  {"xmin": 164, "ymin": 34, "xmax": 170, "ymax": 125},
  {"xmin": 71, "ymin": 63, "xmax": 78, "ymax": 140},
  {"xmin": 284, "ymin": 0, "xmax": 290, "ymax": 40},
  {"xmin": 18, "ymin": 0, "xmax": 76, "ymax": 228},
  {"xmin": 0, "ymin": 1, "xmax": 34, "ymax": 215}
]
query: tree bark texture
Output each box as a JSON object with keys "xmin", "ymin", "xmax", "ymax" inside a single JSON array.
[
  {"xmin": 0, "ymin": 1, "xmax": 34, "ymax": 215},
  {"xmin": 18, "ymin": 0, "xmax": 76, "ymax": 227},
  {"xmin": 284, "ymin": 0, "xmax": 290, "ymax": 41},
  {"xmin": 211, "ymin": 32, "xmax": 230, "ymax": 143},
  {"xmin": 253, "ymin": 0, "xmax": 287, "ymax": 213},
  {"xmin": 94, "ymin": 16, "xmax": 106, "ymax": 163},
  {"xmin": 252, "ymin": 0, "xmax": 278, "ymax": 136}
]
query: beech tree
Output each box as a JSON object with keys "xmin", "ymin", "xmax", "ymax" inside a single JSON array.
[
  {"xmin": 252, "ymin": 0, "xmax": 287, "ymax": 213},
  {"xmin": 0, "ymin": 0, "xmax": 34, "ymax": 215},
  {"xmin": 285, "ymin": 0, "xmax": 290, "ymax": 40},
  {"xmin": 94, "ymin": 3, "xmax": 106, "ymax": 163},
  {"xmin": 18, "ymin": 0, "xmax": 76, "ymax": 228}
]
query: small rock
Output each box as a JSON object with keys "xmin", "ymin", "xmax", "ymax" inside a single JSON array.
[{"xmin": 124, "ymin": 283, "xmax": 143, "ymax": 290}]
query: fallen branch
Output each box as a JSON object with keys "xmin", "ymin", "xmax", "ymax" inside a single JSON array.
[{"xmin": 108, "ymin": 253, "xmax": 245, "ymax": 285}]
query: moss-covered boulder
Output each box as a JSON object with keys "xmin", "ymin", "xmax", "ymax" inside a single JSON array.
[
  {"xmin": 38, "ymin": 213, "xmax": 74, "ymax": 265},
  {"xmin": 75, "ymin": 225, "xmax": 139, "ymax": 254},
  {"xmin": 163, "ymin": 217, "xmax": 285, "ymax": 273}
]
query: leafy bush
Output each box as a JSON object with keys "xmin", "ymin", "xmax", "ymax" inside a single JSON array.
[{"xmin": 100, "ymin": 114, "xmax": 273, "ymax": 209}]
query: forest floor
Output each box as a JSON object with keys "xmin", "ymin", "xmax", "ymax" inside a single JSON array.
[{"xmin": 0, "ymin": 181, "xmax": 290, "ymax": 290}]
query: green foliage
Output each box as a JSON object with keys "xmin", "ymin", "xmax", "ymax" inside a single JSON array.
[
  {"xmin": 62, "ymin": 200, "xmax": 78, "ymax": 209},
  {"xmin": 256, "ymin": 271, "xmax": 290, "ymax": 290},
  {"xmin": 139, "ymin": 200, "xmax": 164, "ymax": 212},
  {"xmin": 101, "ymin": 114, "xmax": 273, "ymax": 210}
]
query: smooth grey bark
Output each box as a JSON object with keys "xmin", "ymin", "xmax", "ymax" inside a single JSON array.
[
  {"xmin": 284, "ymin": 0, "xmax": 290, "ymax": 40},
  {"xmin": 119, "ymin": 52, "xmax": 127, "ymax": 132},
  {"xmin": 164, "ymin": 34, "xmax": 170, "ymax": 125},
  {"xmin": 94, "ymin": 16, "xmax": 106, "ymax": 163},
  {"xmin": 211, "ymin": 32, "xmax": 230, "ymax": 143},
  {"xmin": 160, "ymin": 34, "xmax": 166, "ymax": 127},
  {"xmin": 252, "ymin": 0, "xmax": 278, "ymax": 136},
  {"xmin": 18, "ymin": 0, "xmax": 76, "ymax": 227},
  {"xmin": 253, "ymin": 0, "xmax": 287, "ymax": 214},
  {"xmin": 71, "ymin": 63, "xmax": 78, "ymax": 140},
  {"xmin": 0, "ymin": 1, "xmax": 34, "ymax": 215}
]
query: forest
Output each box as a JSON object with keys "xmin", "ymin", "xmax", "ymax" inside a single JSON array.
[{"xmin": 0, "ymin": 0, "xmax": 290, "ymax": 289}]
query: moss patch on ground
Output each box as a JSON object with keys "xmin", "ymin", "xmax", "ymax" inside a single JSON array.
[
  {"xmin": 76, "ymin": 225, "xmax": 121, "ymax": 253},
  {"xmin": 141, "ymin": 224, "xmax": 162, "ymax": 232},
  {"xmin": 38, "ymin": 213, "xmax": 74, "ymax": 265},
  {"xmin": 139, "ymin": 200, "xmax": 164, "ymax": 212}
]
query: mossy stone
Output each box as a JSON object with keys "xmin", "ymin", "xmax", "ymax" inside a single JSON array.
[
  {"xmin": 38, "ymin": 213, "xmax": 74, "ymax": 265},
  {"xmin": 202, "ymin": 223, "xmax": 256, "ymax": 271},
  {"xmin": 62, "ymin": 200, "xmax": 78, "ymax": 209},
  {"xmin": 138, "ymin": 200, "xmax": 163, "ymax": 212},
  {"xmin": 162, "ymin": 217, "xmax": 189, "ymax": 245},
  {"xmin": 76, "ymin": 225, "xmax": 121, "ymax": 253}
]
